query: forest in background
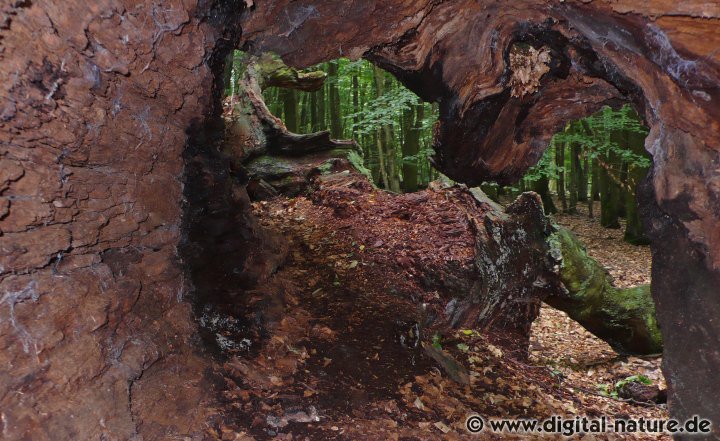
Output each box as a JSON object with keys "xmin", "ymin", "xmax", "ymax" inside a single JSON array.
[{"xmin": 226, "ymin": 51, "xmax": 653, "ymax": 245}]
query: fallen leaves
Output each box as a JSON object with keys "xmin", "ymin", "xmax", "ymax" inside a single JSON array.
[{"xmin": 226, "ymin": 179, "xmax": 667, "ymax": 440}]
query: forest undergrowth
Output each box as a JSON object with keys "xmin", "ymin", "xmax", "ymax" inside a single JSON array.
[{"xmin": 212, "ymin": 171, "xmax": 667, "ymax": 440}]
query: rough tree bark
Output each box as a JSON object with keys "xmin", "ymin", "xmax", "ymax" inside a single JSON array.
[{"xmin": 2, "ymin": 0, "xmax": 720, "ymax": 438}]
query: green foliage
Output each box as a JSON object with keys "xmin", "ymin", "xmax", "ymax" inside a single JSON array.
[
  {"xmin": 524, "ymin": 105, "xmax": 650, "ymax": 183},
  {"xmin": 432, "ymin": 333, "xmax": 443, "ymax": 350},
  {"xmin": 597, "ymin": 374, "xmax": 653, "ymax": 399},
  {"xmin": 254, "ymin": 56, "xmax": 439, "ymax": 190},
  {"xmin": 524, "ymin": 141, "xmax": 560, "ymax": 182},
  {"xmin": 554, "ymin": 106, "xmax": 650, "ymax": 167},
  {"xmin": 346, "ymin": 86, "xmax": 419, "ymax": 135}
]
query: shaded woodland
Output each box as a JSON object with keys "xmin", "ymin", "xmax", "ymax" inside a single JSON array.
[{"xmin": 227, "ymin": 52, "xmax": 652, "ymax": 246}]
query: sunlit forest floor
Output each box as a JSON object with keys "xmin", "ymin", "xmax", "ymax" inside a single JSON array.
[
  {"xmin": 529, "ymin": 198, "xmax": 667, "ymax": 438},
  {"xmin": 215, "ymin": 179, "xmax": 667, "ymax": 439}
]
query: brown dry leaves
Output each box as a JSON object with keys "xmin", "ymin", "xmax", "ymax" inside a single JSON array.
[
  {"xmin": 217, "ymin": 178, "xmax": 665, "ymax": 440},
  {"xmin": 552, "ymin": 200, "xmax": 651, "ymax": 288}
]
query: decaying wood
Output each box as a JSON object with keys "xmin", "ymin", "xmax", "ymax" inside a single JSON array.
[
  {"xmin": 2, "ymin": 0, "xmax": 720, "ymax": 437},
  {"xmin": 223, "ymin": 54, "xmax": 359, "ymax": 163},
  {"xmin": 240, "ymin": 1, "xmax": 720, "ymax": 430},
  {"xmin": 223, "ymin": 54, "xmax": 361, "ymax": 197}
]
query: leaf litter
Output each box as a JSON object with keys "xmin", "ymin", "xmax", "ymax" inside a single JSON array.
[{"xmin": 211, "ymin": 175, "xmax": 667, "ymax": 440}]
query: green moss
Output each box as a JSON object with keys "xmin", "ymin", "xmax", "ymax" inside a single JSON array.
[
  {"xmin": 347, "ymin": 150, "xmax": 373, "ymax": 181},
  {"xmin": 316, "ymin": 161, "xmax": 333, "ymax": 175},
  {"xmin": 546, "ymin": 226, "xmax": 662, "ymax": 354}
]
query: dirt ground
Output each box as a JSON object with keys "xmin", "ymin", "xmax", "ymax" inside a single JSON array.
[{"xmin": 211, "ymin": 182, "xmax": 667, "ymax": 440}]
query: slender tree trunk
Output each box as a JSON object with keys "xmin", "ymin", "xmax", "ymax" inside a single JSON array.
[
  {"xmin": 375, "ymin": 128, "xmax": 389, "ymax": 189},
  {"xmin": 578, "ymin": 150, "xmax": 588, "ymax": 202},
  {"xmin": 619, "ymin": 161, "xmax": 628, "ymax": 218},
  {"xmin": 385, "ymin": 76, "xmax": 401, "ymax": 192},
  {"xmin": 591, "ymin": 159, "xmax": 600, "ymax": 201},
  {"xmin": 373, "ymin": 65, "xmax": 401, "ymax": 192},
  {"xmin": 568, "ymin": 135, "xmax": 579, "ymax": 214},
  {"xmin": 310, "ymin": 91, "xmax": 318, "ymax": 131},
  {"xmin": 372, "ymin": 66, "xmax": 390, "ymax": 190},
  {"xmin": 533, "ymin": 176, "xmax": 557, "ymax": 214},
  {"xmin": 556, "ymin": 138, "xmax": 567, "ymax": 212},
  {"xmin": 328, "ymin": 61, "xmax": 343, "ymax": 138},
  {"xmin": 402, "ymin": 104, "xmax": 422, "ymax": 192},
  {"xmin": 587, "ymin": 157, "xmax": 594, "ymax": 218},
  {"xmin": 624, "ymin": 115, "xmax": 651, "ymax": 244},
  {"xmin": 317, "ymin": 72, "xmax": 326, "ymax": 130},
  {"xmin": 299, "ymin": 92, "xmax": 308, "ymax": 132},
  {"xmin": 352, "ymin": 74, "xmax": 360, "ymax": 140},
  {"xmin": 384, "ymin": 122, "xmax": 401, "ymax": 192},
  {"xmin": 281, "ymin": 88, "xmax": 298, "ymax": 133},
  {"xmin": 599, "ymin": 149, "xmax": 621, "ymax": 228}
]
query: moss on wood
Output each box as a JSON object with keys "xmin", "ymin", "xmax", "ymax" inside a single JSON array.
[{"xmin": 546, "ymin": 227, "xmax": 662, "ymax": 355}]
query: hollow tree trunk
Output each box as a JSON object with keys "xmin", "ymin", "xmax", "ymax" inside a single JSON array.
[
  {"xmin": 546, "ymin": 228, "xmax": 662, "ymax": 355},
  {"xmin": 4, "ymin": 0, "xmax": 720, "ymax": 437},
  {"xmin": 224, "ymin": 54, "xmax": 360, "ymax": 198}
]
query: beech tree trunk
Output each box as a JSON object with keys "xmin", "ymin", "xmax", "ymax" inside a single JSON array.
[
  {"xmin": 547, "ymin": 228, "xmax": 662, "ymax": 355},
  {"xmin": 328, "ymin": 61, "xmax": 343, "ymax": 138},
  {"xmin": 556, "ymin": 139, "xmax": 567, "ymax": 212},
  {"xmin": 599, "ymin": 150, "xmax": 622, "ymax": 228},
  {"xmin": 401, "ymin": 104, "xmax": 423, "ymax": 192},
  {"xmin": 624, "ymin": 114, "xmax": 651, "ymax": 245},
  {"xmin": 532, "ymin": 176, "xmax": 557, "ymax": 214}
]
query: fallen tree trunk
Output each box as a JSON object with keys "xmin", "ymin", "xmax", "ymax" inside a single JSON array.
[
  {"xmin": 546, "ymin": 227, "xmax": 662, "ymax": 355},
  {"xmin": 309, "ymin": 176, "xmax": 563, "ymax": 349}
]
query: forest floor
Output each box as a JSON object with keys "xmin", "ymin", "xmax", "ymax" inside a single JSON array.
[
  {"xmin": 213, "ymin": 177, "xmax": 667, "ymax": 440},
  {"xmin": 529, "ymin": 199, "xmax": 667, "ymax": 437}
]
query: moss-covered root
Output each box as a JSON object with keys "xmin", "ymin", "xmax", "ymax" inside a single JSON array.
[{"xmin": 545, "ymin": 227, "xmax": 662, "ymax": 355}]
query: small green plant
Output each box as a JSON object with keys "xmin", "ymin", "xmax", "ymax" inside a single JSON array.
[
  {"xmin": 456, "ymin": 343, "xmax": 470, "ymax": 352},
  {"xmin": 431, "ymin": 333, "xmax": 442, "ymax": 350},
  {"xmin": 549, "ymin": 368, "xmax": 563, "ymax": 379},
  {"xmin": 597, "ymin": 374, "xmax": 652, "ymax": 398},
  {"xmin": 615, "ymin": 374, "xmax": 652, "ymax": 389}
]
